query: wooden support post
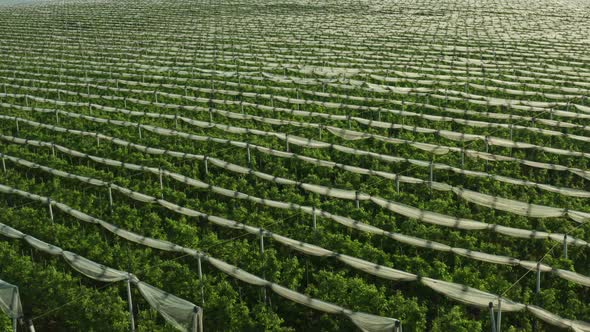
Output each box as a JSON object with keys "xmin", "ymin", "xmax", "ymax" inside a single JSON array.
[
  {"xmin": 485, "ymin": 139, "xmax": 489, "ymax": 170},
  {"xmin": 563, "ymin": 235, "xmax": 568, "ymax": 259},
  {"xmin": 260, "ymin": 231, "xmax": 267, "ymax": 304},
  {"xmin": 159, "ymin": 167, "xmax": 164, "ymax": 199},
  {"xmin": 26, "ymin": 319, "xmax": 35, "ymax": 332},
  {"xmin": 246, "ymin": 144, "xmax": 251, "ymax": 165},
  {"xmin": 197, "ymin": 256, "xmax": 205, "ymax": 306},
  {"xmin": 108, "ymin": 184, "xmax": 113, "ymax": 213},
  {"xmin": 48, "ymin": 198, "xmax": 53, "ymax": 222},
  {"xmin": 126, "ymin": 278, "xmax": 136, "ymax": 332},
  {"xmin": 12, "ymin": 293, "xmax": 18, "ymax": 332},
  {"xmin": 285, "ymin": 134, "xmax": 289, "ymax": 152},
  {"xmin": 489, "ymin": 302, "xmax": 496, "ymax": 332},
  {"xmin": 496, "ymin": 298, "xmax": 502, "ymax": 332},
  {"xmin": 536, "ymin": 262, "xmax": 541, "ymax": 293},
  {"xmin": 429, "ymin": 157, "xmax": 434, "ymax": 195}
]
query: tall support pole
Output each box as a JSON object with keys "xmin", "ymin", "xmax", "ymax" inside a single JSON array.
[
  {"xmin": 461, "ymin": 142, "xmax": 465, "ymax": 168},
  {"xmin": 533, "ymin": 262, "xmax": 541, "ymax": 332},
  {"xmin": 536, "ymin": 262, "xmax": 541, "ymax": 293},
  {"xmin": 48, "ymin": 198, "xmax": 53, "ymax": 222},
  {"xmin": 489, "ymin": 302, "xmax": 496, "ymax": 332},
  {"xmin": 107, "ymin": 183, "xmax": 114, "ymax": 213},
  {"xmin": 496, "ymin": 298, "xmax": 502, "ymax": 332},
  {"xmin": 11, "ymin": 293, "xmax": 18, "ymax": 332},
  {"xmin": 2, "ymin": 157, "xmax": 6, "ymax": 173},
  {"xmin": 429, "ymin": 158, "xmax": 434, "ymax": 195},
  {"xmin": 312, "ymin": 206, "xmax": 317, "ymax": 230},
  {"xmin": 563, "ymin": 235, "xmax": 568, "ymax": 259},
  {"xmin": 16, "ymin": 118, "xmax": 19, "ymax": 134},
  {"xmin": 246, "ymin": 144, "xmax": 251, "ymax": 165},
  {"xmin": 355, "ymin": 191, "xmax": 360, "ymax": 209},
  {"xmin": 191, "ymin": 306, "xmax": 202, "ymax": 332},
  {"xmin": 395, "ymin": 174, "xmax": 400, "ymax": 193},
  {"xmin": 126, "ymin": 277, "xmax": 136, "ymax": 332},
  {"xmin": 197, "ymin": 256, "xmax": 204, "ymax": 306},
  {"xmin": 285, "ymin": 134, "xmax": 289, "ymax": 152},
  {"xmin": 204, "ymin": 157, "xmax": 209, "ymax": 175},
  {"xmin": 26, "ymin": 319, "xmax": 35, "ymax": 332},
  {"xmin": 159, "ymin": 167, "xmax": 164, "ymax": 199},
  {"xmin": 260, "ymin": 231, "xmax": 267, "ymax": 304},
  {"xmin": 138, "ymin": 125, "xmax": 142, "ymax": 140}
]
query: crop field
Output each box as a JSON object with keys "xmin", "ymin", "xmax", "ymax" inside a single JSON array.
[{"xmin": 0, "ymin": 0, "xmax": 590, "ymax": 331}]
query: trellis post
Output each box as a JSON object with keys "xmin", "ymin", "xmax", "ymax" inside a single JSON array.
[
  {"xmin": 260, "ymin": 231, "xmax": 267, "ymax": 304},
  {"xmin": 563, "ymin": 235, "xmax": 568, "ymax": 259},
  {"xmin": 496, "ymin": 298, "xmax": 502, "ymax": 332},
  {"xmin": 197, "ymin": 256, "xmax": 205, "ymax": 306},
  {"xmin": 489, "ymin": 302, "xmax": 496, "ymax": 332},
  {"xmin": 285, "ymin": 134, "xmax": 290, "ymax": 152},
  {"xmin": 159, "ymin": 167, "xmax": 164, "ymax": 199},
  {"xmin": 246, "ymin": 143, "xmax": 251, "ymax": 165},
  {"xmin": 47, "ymin": 198, "xmax": 53, "ymax": 222},
  {"xmin": 126, "ymin": 276, "xmax": 136, "ymax": 332},
  {"xmin": 108, "ymin": 183, "xmax": 113, "ymax": 214}
]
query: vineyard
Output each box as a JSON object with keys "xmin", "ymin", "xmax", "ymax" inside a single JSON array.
[{"xmin": 0, "ymin": 0, "xmax": 590, "ymax": 331}]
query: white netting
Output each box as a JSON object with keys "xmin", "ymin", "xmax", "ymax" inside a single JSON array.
[
  {"xmin": 1, "ymin": 184, "xmax": 589, "ymax": 331},
  {"xmin": 2, "ymin": 154, "xmax": 590, "ymax": 290},
  {"xmin": 0, "ymin": 279, "xmax": 22, "ymax": 319},
  {"xmin": 0, "ymin": 221, "xmax": 199, "ymax": 332},
  {"xmin": 136, "ymin": 281, "xmax": 203, "ymax": 332}
]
